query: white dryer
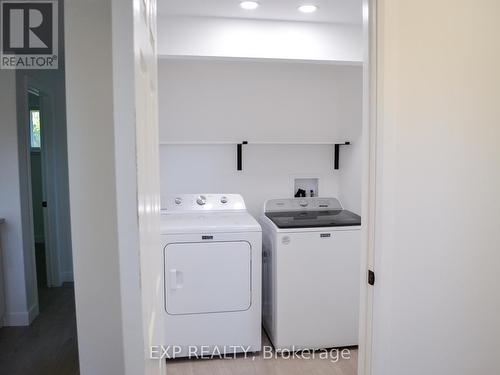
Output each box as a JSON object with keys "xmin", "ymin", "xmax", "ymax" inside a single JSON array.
[
  {"xmin": 260, "ymin": 197, "xmax": 361, "ymax": 351},
  {"xmin": 161, "ymin": 194, "xmax": 261, "ymax": 358}
]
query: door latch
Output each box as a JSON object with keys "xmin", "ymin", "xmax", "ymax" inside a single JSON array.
[{"xmin": 368, "ymin": 269, "xmax": 375, "ymax": 286}]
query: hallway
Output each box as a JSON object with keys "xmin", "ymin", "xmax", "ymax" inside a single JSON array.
[{"xmin": 0, "ymin": 284, "xmax": 79, "ymax": 375}]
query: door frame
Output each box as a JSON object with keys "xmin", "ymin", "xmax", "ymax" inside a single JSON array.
[
  {"xmin": 358, "ymin": 0, "xmax": 377, "ymax": 374},
  {"xmin": 17, "ymin": 75, "xmax": 61, "ymax": 290}
]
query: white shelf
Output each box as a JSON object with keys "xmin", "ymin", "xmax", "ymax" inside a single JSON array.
[
  {"xmin": 159, "ymin": 141, "xmax": 349, "ymax": 146},
  {"xmin": 158, "ymin": 54, "xmax": 363, "ymax": 67},
  {"xmin": 159, "ymin": 141, "xmax": 351, "ymax": 171}
]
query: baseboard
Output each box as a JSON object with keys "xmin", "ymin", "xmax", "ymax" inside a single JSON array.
[
  {"xmin": 3, "ymin": 311, "xmax": 30, "ymax": 326},
  {"xmin": 61, "ymin": 271, "xmax": 74, "ymax": 283},
  {"xmin": 28, "ymin": 302, "xmax": 39, "ymax": 324},
  {"xmin": 3, "ymin": 302, "xmax": 39, "ymax": 327}
]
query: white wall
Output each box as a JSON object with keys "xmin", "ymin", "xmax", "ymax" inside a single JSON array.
[
  {"xmin": 65, "ymin": 0, "xmax": 163, "ymax": 374},
  {"xmin": 13, "ymin": 80, "xmax": 38, "ymax": 318},
  {"xmin": 161, "ymin": 144, "xmax": 344, "ymax": 216},
  {"xmin": 159, "ymin": 59, "xmax": 362, "ymax": 143},
  {"xmin": 0, "ymin": 71, "xmax": 30, "ymax": 326},
  {"xmin": 158, "ymin": 59, "xmax": 363, "ymax": 215},
  {"xmin": 65, "ymin": 0, "xmax": 125, "ymax": 373},
  {"xmin": 338, "ymin": 133, "xmax": 363, "ymax": 214},
  {"xmin": 372, "ymin": 1, "xmax": 500, "ymax": 374},
  {"xmin": 158, "ymin": 15, "xmax": 363, "ymax": 62}
]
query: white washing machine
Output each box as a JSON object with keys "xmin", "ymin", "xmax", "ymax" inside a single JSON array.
[
  {"xmin": 161, "ymin": 194, "xmax": 261, "ymax": 358},
  {"xmin": 260, "ymin": 197, "xmax": 361, "ymax": 351}
]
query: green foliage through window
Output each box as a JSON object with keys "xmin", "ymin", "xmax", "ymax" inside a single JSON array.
[{"xmin": 30, "ymin": 110, "xmax": 41, "ymax": 149}]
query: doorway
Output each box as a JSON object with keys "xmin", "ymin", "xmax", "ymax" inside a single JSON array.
[
  {"xmin": 27, "ymin": 90, "xmax": 49, "ymax": 292},
  {"xmin": 0, "ymin": 77, "xmax": 80, "ymax": 375},
  {"xmin": 25, "ymin": 86, "xmax": 60, "ymax": 295},
  {"xmin": 0, "ymin": 60, "xmax": 79, "ymax": 375},
  {"xmin": 158, "ymin": 0, "xmax": 373, "ymax": 374}
]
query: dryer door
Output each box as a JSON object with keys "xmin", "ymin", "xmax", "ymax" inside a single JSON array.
[{"xmin": 165, "ymin": 241, "xmax": 251, "ymax": 315}]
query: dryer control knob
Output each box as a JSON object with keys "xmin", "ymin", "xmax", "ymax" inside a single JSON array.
[
  {"xmin": 220, "ymin": 196, "xmax": 228, "ymax": 204},
  {"xmin": 196, "ymin": 195, "xmax": 207, "ymax": 206},
  {"xmin": 174, "ymin": 197, "xmax": 182, "ymax": 205},
  {"xmin": 299, "ymin": 200, "xmax": 308, "ymax": 207}
]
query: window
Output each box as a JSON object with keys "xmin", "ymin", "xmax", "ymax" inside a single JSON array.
[{"xmin": 30, "ymin": 109, "xmax": 41, "ymax": 149}]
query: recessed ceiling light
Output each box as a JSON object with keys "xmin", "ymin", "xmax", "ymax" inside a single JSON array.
[
  {"xmin": 240, "ymin": 1, "xmax": 259, "ymax": 10},
  {"xmin": 298, "ymin": 4, "xmax": 318, "ymax": 13}
]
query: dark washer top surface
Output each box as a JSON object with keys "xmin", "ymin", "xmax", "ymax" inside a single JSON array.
[{"xmin": 265, "ymin": 210, "xmax": 361, "ymax": 229}]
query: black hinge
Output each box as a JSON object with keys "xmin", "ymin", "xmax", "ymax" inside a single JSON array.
[
  {"xmin": 42, "ymin": 201, "xmax": 47, "ymax": 208},
  {"xmin": 368, "ymin": 269, "xmax": 375, "ymax": 286}
]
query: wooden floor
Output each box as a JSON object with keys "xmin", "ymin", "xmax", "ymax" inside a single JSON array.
[
  {"xmin": 0, "ymin": 284, "xmax": 356, "ymax": 375},
  {"xmin": 0, "ymin": 283, "xmax": 79, "ymax": 375},
  {"xmin": 166, "ymin": 332, "xmax": 358, "ymax": 375}
]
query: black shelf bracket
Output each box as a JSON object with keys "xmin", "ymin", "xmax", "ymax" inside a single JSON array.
[
  {"xmin": 334, "ymin": 142, "xmax": 351, "ymax": 170},
  {"xmin": 237, "ymin": 141, "xmax": 248, "ymax": 171}
]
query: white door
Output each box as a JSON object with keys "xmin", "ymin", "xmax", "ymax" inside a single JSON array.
[
  {"xmin": 371, "ymin": 1, "xmax": 500, "ymax": 374},
  {"xmin": 165, "ymin": 241, "xmax": 251, "ymax": 315},
  {"xmin": 38, "ymin": 93, "xmax": 58, "ymax": 287}
]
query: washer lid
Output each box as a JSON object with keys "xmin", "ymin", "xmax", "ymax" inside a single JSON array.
[
  {"xmin": 161, "ymin": 211, "xmax": 261, "ymax": 234},
  {"xmin": 265, "ymin": 209, "xmax": 361, "ymax": 229}
]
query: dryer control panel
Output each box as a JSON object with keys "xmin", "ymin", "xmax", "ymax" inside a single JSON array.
[{"xmin": 162, "ymin": 194, "xmax": 246, "ymax": 212}]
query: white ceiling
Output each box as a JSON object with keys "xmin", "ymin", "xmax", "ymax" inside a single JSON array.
[{"xmin": 158, "ymin": 0, "xmax": 363, "ymax": 24}]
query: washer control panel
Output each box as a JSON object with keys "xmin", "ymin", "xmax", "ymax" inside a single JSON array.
[
  {"xmin": 265, "ymin": 197, "xmax": 343, "ymax": 213},
  {"xmin": 163, "ymin": 194, "xmax": 246, "ymax": 212}
]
